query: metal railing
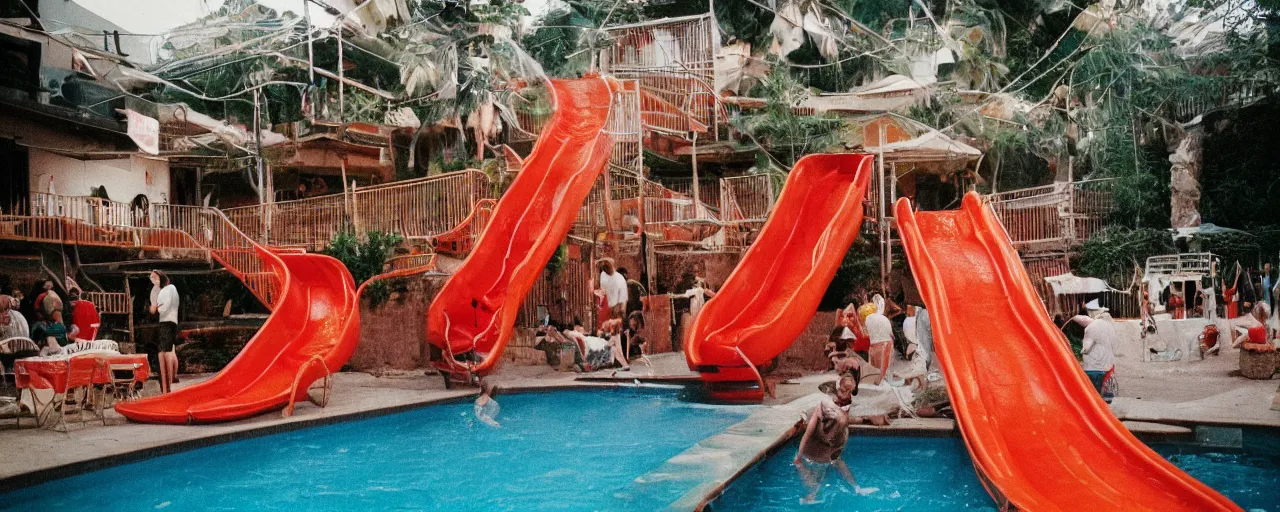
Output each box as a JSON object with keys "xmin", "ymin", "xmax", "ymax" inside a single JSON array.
[
  {"xmin": 224, "ymin": 169, "xmax": 493, "ymax": 251},
  {"xmin": 1145, "ymin": 252, "xmax": 1215, "ymax": 279},
  {"xmin": 3, "ymin": 193, "xmax": 281, "ymax": 309},
  {"xmin": 606, "ymin": 14, "xmax": 723, "ymax": 139},
  {"xmin": 719, "ymin": 174, "xmax": 778, "ymax": 224},
  {"xmin": 82, "ymin": 291, "xmax": 129, "ymax": 315},
  {"xmin": 985, "ymin": 179, "xmax": 1116, "ymax": 249}
]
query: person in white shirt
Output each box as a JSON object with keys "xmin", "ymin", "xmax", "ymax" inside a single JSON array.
[
  {"xmin": 0, "ymin": 295, "xmax": 29, "ymax": 341},
  {"xmin": 859, "ymin": 295, "xmax": 895, "ymax": 386},
  {"xmin": 1070, "ymin": 300, "xmax": 1117, "ymax": 402},
  {"xmin": 150, "ymin": 270, "xmax": 180, "ymax": 394},
  {"xmin": 596, "ymin": 259, "xmax": 628, "ymax": 322}
]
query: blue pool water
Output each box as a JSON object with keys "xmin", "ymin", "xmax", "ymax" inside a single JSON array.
[
  {"xmin": 711, "ymin": 437, "xmax": 995, "ymax": 511},
  {"xmin": 4, "ymin": 388, "xmax": 748, "ymax": 511},
  {"xmin": 713, "ymin": 434, "xmax": 1280, "ymax": 511}
]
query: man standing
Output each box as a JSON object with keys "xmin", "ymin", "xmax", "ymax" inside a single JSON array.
[
  {"xmin": 915, "ymin": 306, "xmax": 933, "ymax": 371},
  {"xmin": 1263, "ymin": 263, "xmax": 1273, "ymax": 309},
  {"xmin": 863, "ymin": 295, "xmax": 894, "ymax": 386},
  {"xmin": 1072, "ymin": 300, "xmax": 1117, "ymax": 402}
]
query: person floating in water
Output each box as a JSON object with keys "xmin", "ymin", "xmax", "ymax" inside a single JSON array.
[
  {"xmin": 474, "ymin": 381, "xmax": 501, "ymax": 428},
  {"xmin": 794, "ymin": 399, "xmax": 870, "ymax": 503}
]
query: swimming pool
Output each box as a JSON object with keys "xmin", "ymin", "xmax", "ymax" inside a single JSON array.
[
  {"xmin": 712, "ymin": 433, "xmax": 1280, "ymax": 511},
  {"xmin": 4, "ymin": 388, "xmax": 749, "ymax": 511}
]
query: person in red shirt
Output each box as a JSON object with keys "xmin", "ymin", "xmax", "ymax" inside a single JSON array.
[
  {"xmin": 1168, "ymin": 285, "xmax": 1186, "ymax": 320},
  {"xmin": 65, "ymin": 288, "xmax": 100, "ymax": 341}
]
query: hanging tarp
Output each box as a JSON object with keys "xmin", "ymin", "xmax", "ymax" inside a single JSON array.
[{"xmin": 1045, "ymin": 272, "xmax": 1122, "ymax": 295}]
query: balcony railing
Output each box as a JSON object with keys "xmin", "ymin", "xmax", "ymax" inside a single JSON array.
[
  {"xmin": 224, "ymin": 169, "xmax": 494, "ymax": 252},
  {"xmin": 2, "ymin": 193, "xmax": 281, "ymax": 309},
  {"xmin": 985, "ymin": 179, "xmax": 1116, "ymax": 249}
]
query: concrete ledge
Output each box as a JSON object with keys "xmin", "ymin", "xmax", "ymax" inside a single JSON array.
[
  {"xmin": 850, "ymin": 417, "xmax": 956, "ymax": 437},
  {"xmin": 630, "ymin": 393, "xmax": 825, "ymax": 512}
]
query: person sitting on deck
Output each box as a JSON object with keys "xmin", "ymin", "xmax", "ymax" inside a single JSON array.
[
  {"xmin": 31, "ymin": 300, "xmax": 74, "ymax": 356},
  {"xmin": 793, "ymin": 399, "xmax": 866, "ymax": 503},
  {"xmin": 1232, "ymin": 302, "xmax": 1273, "ymax": 351},
  {"xmin": 0, "ymin": 295, "xmax": 29, "ymax": 341},
  {"xmin": 557, "ymin": 320, "xmax": 613, "ymax": 372},
  {"xmin": 622, "ymin": 311, "xmax": 647, "ymax": 361},
  {"xmin": 599, "ymin": 318, "xmax": 632, "ymax": 372},
  {"xmin": 824, "ymin": 330, "xmax": 862, "ymax": 381}
]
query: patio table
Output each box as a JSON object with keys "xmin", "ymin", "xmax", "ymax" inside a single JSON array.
[{"xmin": 13, "ymin": 352, "xmax": 149, "ymax": 428}]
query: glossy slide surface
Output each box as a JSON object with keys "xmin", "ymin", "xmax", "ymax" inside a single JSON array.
[
  {"xmin": 895, "ymin": 193, "xmax": 1239, "ymax": 511},
  {"xmin": 685, "ymin": 154, "xmax": 873, "ymax": 395},
  {"xmin": 427, "ymin": 77, "xmax": 615, "ymax": 375},
  {"xmin": 115, "ymin": 249, "xmax": 359, "ymax": 423}
]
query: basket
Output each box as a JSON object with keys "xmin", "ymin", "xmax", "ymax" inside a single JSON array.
[{"xmin": 1239, "ymin": 345, "xmax": 1278, "ymax": 380}]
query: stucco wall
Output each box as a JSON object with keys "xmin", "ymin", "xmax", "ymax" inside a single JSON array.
[
  {"xmin": 350, "ymin": 273, "xmax": 447, "ymax": 372},
  {"xmin": 28, "ymin": 149, "xmax": 170, "ymax": 202}
]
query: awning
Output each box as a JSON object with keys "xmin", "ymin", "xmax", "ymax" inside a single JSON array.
[{"xmin": 1045, "ymin": 272, "xmax": 1122, "ymax": 295}]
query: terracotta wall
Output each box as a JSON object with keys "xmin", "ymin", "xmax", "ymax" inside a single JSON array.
[
  {"xmin": 349, "ymin": 273, "xmax": 447, "ymax": 372},
  {"xmin": 653, "ymin": 251, "xmax": 743, "ymax": 293},
  {"xmin": 776, "ymin": 310, "xmax": 840, "ymax": 373}
]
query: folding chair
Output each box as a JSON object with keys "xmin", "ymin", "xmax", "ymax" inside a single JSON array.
[
  {"xmin": 52, "ymin": 356, "xmax": 96, "ymax": 432},
  {"xmin": 105, "ymin": 360, "xmax": 144, "ymax": 407}
]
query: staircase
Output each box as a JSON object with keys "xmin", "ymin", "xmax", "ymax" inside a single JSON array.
[{"xmin": 6, "ymin": 193, "xmax": 281, "ymax": 309}]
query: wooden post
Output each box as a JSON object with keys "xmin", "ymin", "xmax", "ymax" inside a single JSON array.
[
  {"xmin": 338, "ymin": 26, "xmax": 344, "ymax": 122},
  {"xmin": 691, "ymin": 135, "xmax": 700, "ymax": 220},
  {"xmin": 124, "ymin": 277, "xmax": 134, "ymax": 345},
  {"xmin": 877, "ymin": 124, "xmax": 888, "ymax": 292}
]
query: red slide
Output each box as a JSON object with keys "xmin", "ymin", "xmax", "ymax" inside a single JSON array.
[
  {"xmin": 426, "ymin": 77, "xmax": 615, "ymax": 380},
  {"xmin": 685, "ymin": 154, "xmax": 873, "ymax": 401},
  {"xmin": 894, "ymin": 193, "xmax": 1239, "ymax": 511},
  {"xmin": 115, "ymin": 248, "xmax": 359, "ymax": 423}
]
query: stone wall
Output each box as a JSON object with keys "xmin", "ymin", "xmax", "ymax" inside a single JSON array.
[
  {"xmin": 654, "ymin": 251, "xmax": 743, "ymax": 293},
  {"xmin": 776, "ymin": 311, "xmax": 839, "ymax": 372},
  {"xmin": 349, "ymin": 273, "xmax": 447, "ymax": 372}
]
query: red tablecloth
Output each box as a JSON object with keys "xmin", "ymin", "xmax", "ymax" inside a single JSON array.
[{"xmin": 14, "ymin": 353, "xmax": 149, "ymax": 393}]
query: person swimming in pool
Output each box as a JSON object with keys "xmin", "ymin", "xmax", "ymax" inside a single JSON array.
[
  {"xmin": 794, "ymin": 399, "xmax": 870, "ymax": 503},
  {"xmin": 474, "ymin": 380, "xmax": 501, "ymax": 428}
]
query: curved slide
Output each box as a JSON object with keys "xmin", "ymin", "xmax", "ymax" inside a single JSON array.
[
  {"xmin": 894, "ymin": 193, "xmax": 1239, "ymax": 511},
  {"xmin": 115, "ymin": 248, "xmax": 359, "ymax": 423},
  {"xmin": 686, "ymin": 153, "xmax": 873, "ymax": 401},
  {"xmin": 427, "ymin": 77, "xmax": 615, "ymax": 378}
]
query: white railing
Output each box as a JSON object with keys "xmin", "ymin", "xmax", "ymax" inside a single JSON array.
[
  {"xmin": 1146, "ymin": 252, "xmax": 1215, "ymax": 279},
  {"xmin": 984, "ymin": 178, "xmax": 1116, "ymax": 248},
  {"xmin": 719, "ymin": 174, "xmax": 778, "ymax": 223}
]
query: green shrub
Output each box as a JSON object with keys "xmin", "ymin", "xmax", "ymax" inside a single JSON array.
[{"xmin": 322, "ymin": 230, "xmax": 404, "ymax": 307}]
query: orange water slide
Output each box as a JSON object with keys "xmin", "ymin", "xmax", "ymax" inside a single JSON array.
[
  {"xmin": 685, "ymin": 154, "xmax": 873, "ymax": 401},
  {"xmin": 426, "ymin": 77, "xmax": 616, "ymax": 378},
  {"xmin": 894, "ymin": 193, "xmax": 1240, "ymax": 511},
  {"xmin": 114, "ymin": 249, "xmax": 359, "ymax": 423}
]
